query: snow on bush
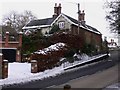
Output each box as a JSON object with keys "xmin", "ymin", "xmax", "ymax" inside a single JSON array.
[
  {"xmin": 34, "ymin": 43, "xmax": 66, "ymax": 55},
  {"xmin": 30, "ymin": 43, "xmax": 67, "ymax": 72}
]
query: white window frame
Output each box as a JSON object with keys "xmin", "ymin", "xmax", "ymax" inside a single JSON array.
[{"xmin": 58, "ymin": 21, "xmax": 65, "ymax": 29}]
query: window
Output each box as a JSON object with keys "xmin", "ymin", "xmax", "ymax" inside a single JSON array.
[{"xmin": 59, "ymin": 21, "xmax": 65, "ymax": 29}]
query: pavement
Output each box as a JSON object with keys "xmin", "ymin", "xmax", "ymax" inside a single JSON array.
[{"xmin": 51, "ymin": 64, "xmax": 119, "ymax": 89}]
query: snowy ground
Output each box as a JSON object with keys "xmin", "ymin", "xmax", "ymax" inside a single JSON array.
[
  {"xmin": 0, "ymin": 63, "xmax": 64, "ymax": 86},
  {"xmin": 103, "ymin": 83, "xmax": 120, "ymax": 90},
  {"xmin": 63, "ymin": 54, "xmax": 108, "ymax": 70},
  {"xmin": 0, "ymin": 54, "xmax": 108, "ymax": 86}
]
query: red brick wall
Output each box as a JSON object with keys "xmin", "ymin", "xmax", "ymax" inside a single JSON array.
[
  {"xmin": 85, "ymin": 30, "xmax": 102, "ymax": 51},
  {"xmin": 84, "ymin": 30, "xmax": 92, "ymax": 44},
  {"xmin": 71, "ymin": 25, "xmax": 85, "ymax": 44},
  {"xmin": 1, "ymin": 42, "xmax": 19, "ymax": 48},
  {"xmin": 71, "ymin": 25, "xmax": 102, "ymax": 51},
  {"xmin": 71, "ymin": 25, "xmax": 78, "ymax": 35},
  {"xmin": 93, "ymin": 33, "xmax": 102, "ymax": 51},
  {"xmin": 0, "ymin": 32, "xmax": 23, "ymax": 62}
]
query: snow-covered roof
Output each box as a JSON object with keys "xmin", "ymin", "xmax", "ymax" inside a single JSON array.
[
  {"xmin": 22, "ymin": 17, "xmax": 56, "ymax": 29},
  {"xmin": 34, "ymin": 43, "xmax": 66, "ymax": 55}
]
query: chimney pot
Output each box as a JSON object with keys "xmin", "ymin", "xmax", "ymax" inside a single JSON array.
[
  {"xmin": 82, "ymin": 10, "xmax": 84, "ymax": 13},
  {"xmin": 53, "ymin": 3, "xmax": 62, "ymax": 18},
  {"xmin": 59, "ymin": 3, "xmax": 61, "ymax": 7},
  {"xmin": 55, "ymin": 3, "xmax": 57, "ymax": 7},
  {"xmin": 79, "ymin": 10, "xmax": 85, "ymax": 23},
  {"xmin": 79, "ymin": 10, "xmax": 81, "ymax": 14}
]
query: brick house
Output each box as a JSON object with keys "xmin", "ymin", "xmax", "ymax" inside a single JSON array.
[
  {"xmin": 108, "ymin": 39, "xmax": 118, "ymax": 49},
  {"xmin": 0, "ymin": 29, "xmax": 23, "ymax": 62},
  {"xmin": 23, "ymin": 3, "xmax": 102, "ymax": 52}
]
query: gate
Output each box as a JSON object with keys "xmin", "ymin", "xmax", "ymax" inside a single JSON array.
[
  {"xmin": 0, "ymin": 53, "xmax": 2, "ymax": 79},
  {"xmin": 0, "ymin": 48, "xmax": 16, "ymax": 62}
]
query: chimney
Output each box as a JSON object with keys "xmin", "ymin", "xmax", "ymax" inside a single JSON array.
[
  {"xmin": 79, "ymin": 10, "xmax": 85, "ymax": 24},
  {"xmin": 5, "ymin": 32, "xmax": 9, "ymax": 47},
  {"xmin": 53, "ymin": 3, "xmax": 62, "ymax": 18},
  {"xmin": 54, "ymin": 3, "xmax": 57, "ymax": 15},
  {"xmin": 58, "ymin": 3, "xmax": 61, "ymax": 15}
]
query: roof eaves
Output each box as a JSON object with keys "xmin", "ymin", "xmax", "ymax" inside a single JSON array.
[
  {"xmin": 71, "ymin": 23, "xmax": 101, "ymax": 35},
  {"xmin": 51, "ymin": 13, "xmax": 76, "ymax": 26},
  {"xmin": 51, "ymin": 14, "xmax": 62, "ymax": 26},
  {"xmin": 22, "ymin": 20, "xmax": 34, "ymax": 30},
  {"xmin": 22, "ymin": 25, "xmax": 51, "ymax": 29}
]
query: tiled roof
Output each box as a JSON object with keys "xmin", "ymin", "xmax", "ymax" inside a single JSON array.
[
  {"xmin": 26, "ymin": 17, "xmax": 56, "ymax": 27},
  {"xmin": 63, "ymin": 14, "xmax": 101, "ymax": 34},
  {"xmin": 63, "ymin": 14, "xmax": 78, "ymax": 25}
]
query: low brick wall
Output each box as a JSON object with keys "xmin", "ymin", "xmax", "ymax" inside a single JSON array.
[
  {"xmin": 31, "ymin": 60, "xmax": 38, "ymax": 73},
  {"xmin": 0, "ymin": 53, "xmax": 2, "ymax": 79},
  {"xmin": 64, "ymin": 54, "xmax": 109, "ymax": 70},
  {"xmin": 2, "ymin": 60, "xmax": 8, "ymax": 79},
  {"xmin": 0, "ymin": 53, "xmax": 8, "ymax": 79}
]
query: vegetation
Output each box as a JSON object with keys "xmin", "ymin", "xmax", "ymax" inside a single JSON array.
[
  {"xmin": 49, "ymin": 24, "xmax": 60, "ymax": 34},
  {"xmin": 22, "ymin": 23, "xmax": 103, "ymax": 63},
  {"xmin": 2, "ymin": 10, "xmax": 37, "ymax": 32},
  {"xmin": 105, "ymin": 0, "xmax": 120, "ymax": 34},
  {"xmin": 64, "ymin": 48, "xmax": 77, "ymax": 58},
  {"xmin": 22, "ymin": 30, "xmax": 51, "ymax": 55}
]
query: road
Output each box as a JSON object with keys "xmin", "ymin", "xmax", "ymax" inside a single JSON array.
[
  {"xmin": 52, "ymin": 63, "xmax": 119, "ymax": 88},
  {"xmin": 3, "ymin": 50, "xmax": 120, "ymax": 89}
]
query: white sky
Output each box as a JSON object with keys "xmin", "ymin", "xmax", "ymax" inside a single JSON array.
[{"xmin": 0, "ymin": 0, "xmax": 118, "ymax": 42}]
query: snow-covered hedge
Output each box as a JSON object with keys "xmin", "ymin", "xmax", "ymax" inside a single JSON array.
[{"xmin": 30, "ymin": 43, "xmax": 68, "ymax": 72}]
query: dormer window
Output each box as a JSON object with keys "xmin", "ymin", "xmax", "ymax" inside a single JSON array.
[{"xmin": 58, "ymin": 21, "xmax": 65, "ymax": 29}]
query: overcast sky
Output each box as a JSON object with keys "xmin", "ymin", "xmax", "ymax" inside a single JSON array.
[{"xmin": 0, "ymin": 0, "xmax": 118, "ymax": 42}]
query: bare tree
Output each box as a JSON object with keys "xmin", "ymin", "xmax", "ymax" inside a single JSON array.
[
  {"xmin": 2, "ymin": 10, "xmax": 37, "ymax": 32},
  {"xmin": 105, "ymin": 0, "xmax": 120, "ymax": 34}
]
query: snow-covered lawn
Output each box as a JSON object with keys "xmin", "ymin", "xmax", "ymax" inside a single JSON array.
[
  {"xmin": 104, "ymin": 83, "xmax": 120, "ymax": 90},
  {"xmin": 63, "ymin": 54, "xmax": 108, "ymax": 70},
  {"xmin": 0, "ymin": 54, "xmax": 108, "ymax": 86}
]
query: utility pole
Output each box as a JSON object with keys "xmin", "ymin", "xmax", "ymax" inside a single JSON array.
[{"xmin": 78, "ymin": 3, "xmax": 80, "ymax": 34}]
